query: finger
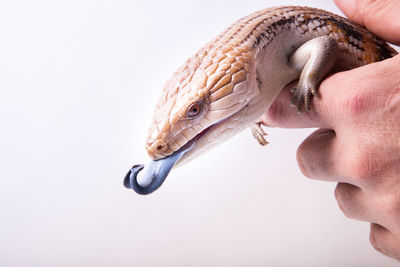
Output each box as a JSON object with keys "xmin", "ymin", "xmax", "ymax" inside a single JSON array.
[
  {"xmin": 334, "ymin": 183, "xmax": 371, "ymax": 221},
  {"xmin": 259, "ymin": 82, "xmax": 328, "ymax": 128},
  {"xmin": 261, "ymin": 67, "xmax": 371, "ymax": 130},
  {"xmin": 335, "ymin": 183, "xmax": 400, "ymax": 231},
  {"xmin": 261, "ymin": 53, "xmax": 400, "ymax": 130},
  {"xmin": 370, "ymin": 223, "xmax": 400, "ymax": 260},
  {"xmin": 296, "ymin": 128, "xmax": 345, "ymax": 182},
  {"xmin": 334, "ymin": 0, "xmax": 400, "ymax": 45},
  {"xmin": 296, "ymin": 127, "xmax": 378, "ymax": 188}
]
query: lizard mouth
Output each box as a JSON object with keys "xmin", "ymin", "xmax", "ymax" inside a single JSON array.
[
  {"xmin": 123, "ymin": 126, "xmax": 210, "ymax": 195},
  {"xmin": 124, "ymin": 109, "xmax": 243, "ymax": 195}
]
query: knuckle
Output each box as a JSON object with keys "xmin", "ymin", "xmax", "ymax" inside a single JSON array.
[
  {"xmin": 369, "ymin": 225, "xmax": 383, "ymax": 253},
  {"xmin": 345, "ymin": 150, "xmax": 382, "ymax": 183},
  {"xmin": 296, "ymin": 144, "xmax": 311, "ymax": 178},
  {"xmin": 369, "ymin": 223, "xmax": 390, "ymax": 255},
  {"xmin": 296, "ymin": 129, "xmax": 335, "ymax": 180},
  {"xmin": 370, "ymin": 223, "xmax": 400, "ymax": 260},
  {"xmin": 334, "ymin": 183, "xmax": 353, "ymax": 218},
  {"xmin": 341, "ymin": 92, "xmax": 372, "ymax": 119},
  {"xmin": 296, "ymin": 140, "xmax": 317, "ymax": 179},
  {"xmin": 378, "ymin": 193, "xmax": 400, "ymax": 221}
]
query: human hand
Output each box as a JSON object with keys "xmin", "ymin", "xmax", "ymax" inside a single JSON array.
[{"xmin": 259, "ymin": 0, "xmax": 400, "ymax": 260}]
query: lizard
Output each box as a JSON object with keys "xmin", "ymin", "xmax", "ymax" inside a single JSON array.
[{"xmin": 123, "ymin": 6, "xmax": 398, "ymax": 195}]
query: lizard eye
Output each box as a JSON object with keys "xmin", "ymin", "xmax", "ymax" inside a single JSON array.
[{"xmin": 186, "ymin": 102, "xmax": 202, "ymax": 118}]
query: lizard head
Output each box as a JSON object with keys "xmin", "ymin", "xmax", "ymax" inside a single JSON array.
[{"xmin": 124, "ymin": 48, "xmax": 260, "ymax": 194}]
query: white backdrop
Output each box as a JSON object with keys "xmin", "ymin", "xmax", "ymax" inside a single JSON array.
[{"xmin": 1, "ymin": 0, "xmax": 399, "ymax": 266}]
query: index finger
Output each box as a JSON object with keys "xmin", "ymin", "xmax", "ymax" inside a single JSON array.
[
  {"xmin": 259, "ymin": 70, "xmax": 350, "ymax": 130},
  {"xmin": 260, "ymin": 56, "xmax": 399, "ymax": 130}
]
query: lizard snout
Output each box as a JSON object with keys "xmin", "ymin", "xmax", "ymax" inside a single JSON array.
[{"xmin": 146, "ymin": 139, "xmax": 173, "ymax": 160}]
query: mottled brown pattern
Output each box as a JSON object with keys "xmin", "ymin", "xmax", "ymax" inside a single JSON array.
[
  {"xmin": 146, "ymin": 6, "xmax": 397, "ymax": 159},
  {"xmin": 158, "ymin": 6, "xmax": 396, "ymax": 108}
]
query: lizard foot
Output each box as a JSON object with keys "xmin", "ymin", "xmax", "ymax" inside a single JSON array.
[
  {"xmin": 290, "ymin": 83, "xmax": 318, "ymax": 112},
  {"xmin": 251, "ymin": 122, "xmax": 269, "ymax": 146}
]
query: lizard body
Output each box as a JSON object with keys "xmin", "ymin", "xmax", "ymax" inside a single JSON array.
[{"xmin": 124, "ymin": 6, "xmax": 397, "ymax": 194}]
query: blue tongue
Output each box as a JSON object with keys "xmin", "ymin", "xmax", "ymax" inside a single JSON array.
[{"xmin": 124, "ymin": 139, "xmax": 196, "ymax": 195}]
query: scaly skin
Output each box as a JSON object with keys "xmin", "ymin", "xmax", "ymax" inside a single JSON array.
[
  {"xmin": 125, "ymin": 6, "xmax": 397, "ymax": 195},
  {"xmin": 146, "ymin": 6, "xmax": 396, "ymax": 161}
]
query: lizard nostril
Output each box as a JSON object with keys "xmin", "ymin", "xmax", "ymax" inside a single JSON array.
[{"xmin": 152, "ymin": 140, "xmax": 166, "ymax": 153}]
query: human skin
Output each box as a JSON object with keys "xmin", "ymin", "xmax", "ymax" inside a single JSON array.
[{"xmin": 259, "ymin": 0, "xmax": 400, "ymax": 260}]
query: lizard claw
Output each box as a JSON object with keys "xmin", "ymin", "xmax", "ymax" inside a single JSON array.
[
  {"xmin": 251, "ymin": 122, "xmax": 269, "ymax": 146},
  {"xmin": 290, "ymin": 84, "xmax": 316, "ymax": 112}
]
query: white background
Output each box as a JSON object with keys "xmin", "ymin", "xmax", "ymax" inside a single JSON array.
[{"xmin": 1, "ymin": 0, "xmax": 399, "ymax": 266}]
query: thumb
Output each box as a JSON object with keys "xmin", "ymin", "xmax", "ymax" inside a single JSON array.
[{"xmin": 334, "ymin": 0, "xmax": 400, "ymax": 45}]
